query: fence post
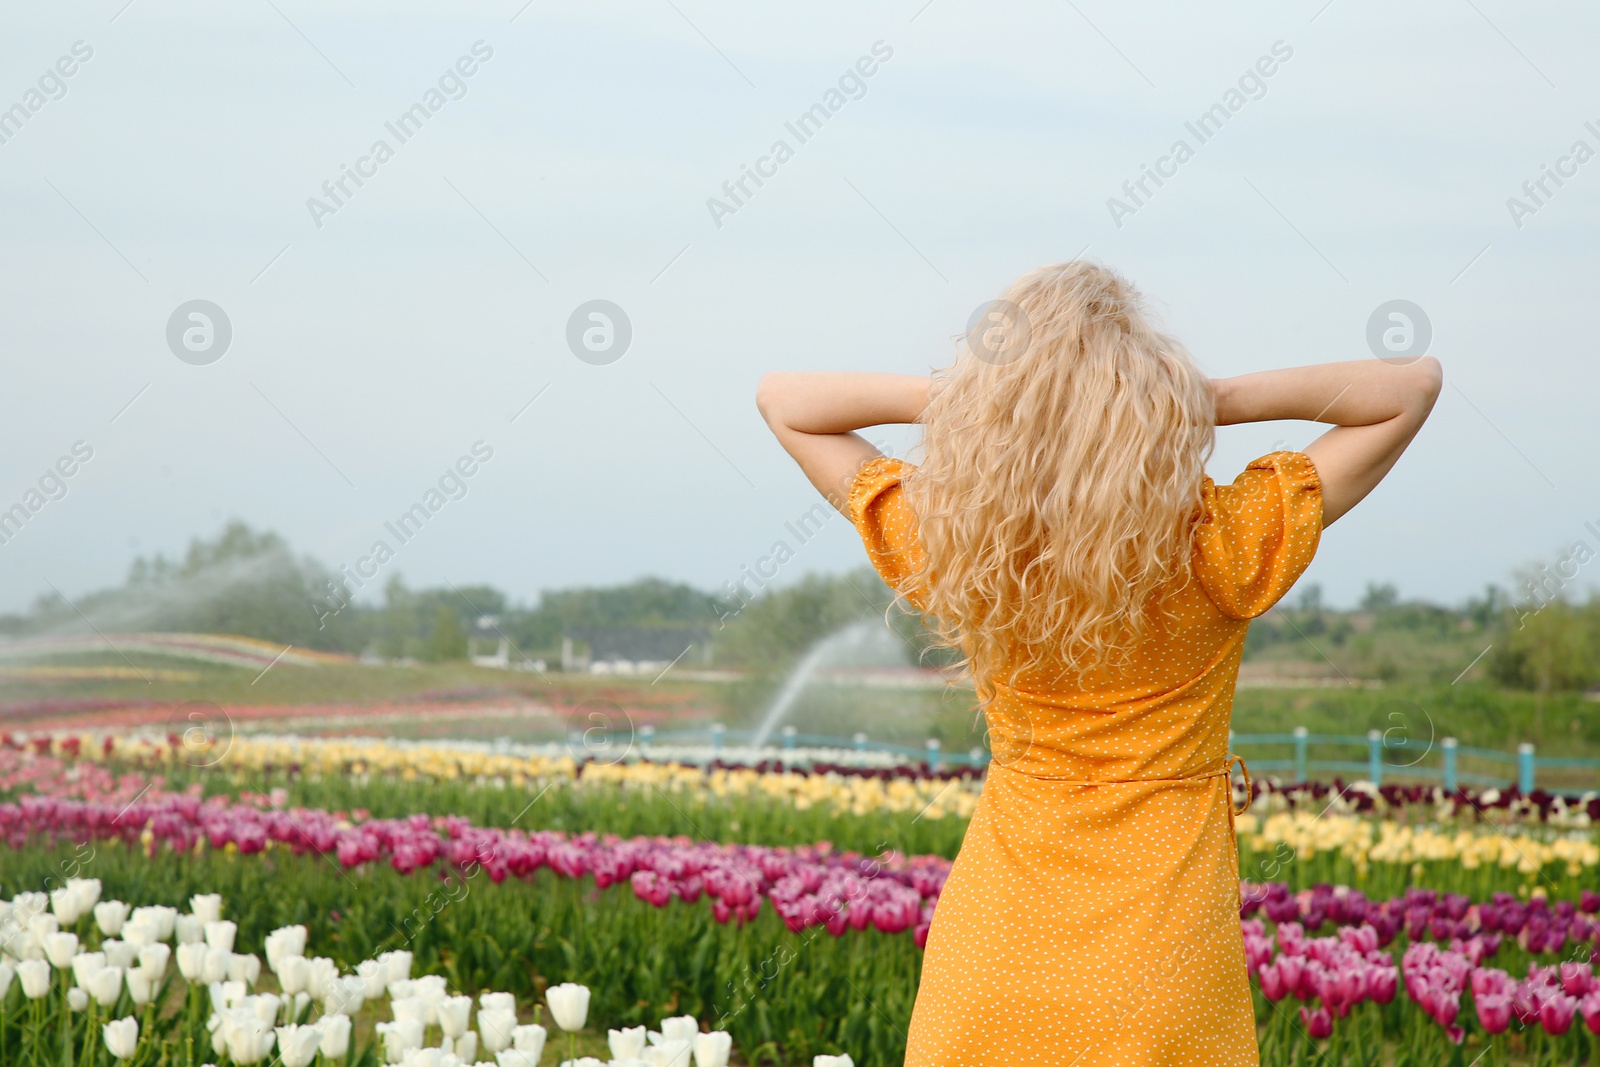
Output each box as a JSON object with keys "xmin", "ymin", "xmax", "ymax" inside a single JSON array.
[
  {"xmin": 781, "ymin": 726, "xmax": 797, "ymax": 751},
  {"xmin": 710, "ymin": 723, "xmax": 724, "ymax": 756},
  {"xmin": 1293, "ymin": 726, "xmax": 1309, "ymax": 783},
  {"xmin": 1518, "ymin": 742, "xmax": 1535, "ymax": 794},
  {"xmin": 926, "ymin": 738, "xmax": 942, "ymax": 772},
  {"xmin": 1441, "ymin": 737, "xmax": 1457, "ymax": 792},
  {"xmin": 1367, "ymin": 729, "xmax": 1383, "ymax": 786}
]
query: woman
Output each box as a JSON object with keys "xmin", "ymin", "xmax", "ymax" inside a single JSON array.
[{"xmin": 756, "ymin": 260, "xmax": 1441, "ymax": 1065}]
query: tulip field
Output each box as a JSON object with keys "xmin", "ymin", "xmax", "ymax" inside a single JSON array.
[{"xmin": 0, "ymin": 730, "xmax": 1596, "ymax": 1064}]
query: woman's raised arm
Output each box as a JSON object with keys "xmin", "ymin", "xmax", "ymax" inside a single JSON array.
[
  {"xmin": 756, "ymin": 371, "xmax": 932, "ymax": 513},
  {"xmin": 1212, "ymin": 357, "xmax": 1443, "ymax": 527}
]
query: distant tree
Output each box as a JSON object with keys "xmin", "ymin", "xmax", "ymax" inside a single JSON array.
[
  {"xmin": 423, "ymin": 604, "xmax": 469, "ymax": 662},
  {"xmin": 1360, "ymin": 582, "xmax": 1399, "ymax": 613}
]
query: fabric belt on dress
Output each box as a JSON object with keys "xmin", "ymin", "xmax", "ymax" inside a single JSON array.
[{"xmin": 1005, "ymin": 752, "xmax": 1254, "ymax": 817}]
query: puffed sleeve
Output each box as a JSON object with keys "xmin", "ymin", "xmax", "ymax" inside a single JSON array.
[
  {"xmin": 847, "ymin": 455, "xmax": 930, "ymax": 610},
  {"xmin": 1192, "ymin": 451, "xmax": 1324, "ymax": 620}
]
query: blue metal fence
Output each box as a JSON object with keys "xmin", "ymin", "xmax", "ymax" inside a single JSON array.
[{"xmin": 628, "ymin": 723, "xmax": 1600, "ymax": 791}]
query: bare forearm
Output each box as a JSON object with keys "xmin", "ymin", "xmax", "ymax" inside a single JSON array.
[
  {"xmin": 756, "ymin": 372, "xmax": 931, "ymax": 434},
  {"xmin": 1213, "ymin": 358, "xmax": 1442, "ymax": 427}
]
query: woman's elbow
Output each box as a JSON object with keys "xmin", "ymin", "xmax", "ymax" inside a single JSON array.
[{"xmin": 755, "ymin": 372, "xmax": 790, "ymax": 425}]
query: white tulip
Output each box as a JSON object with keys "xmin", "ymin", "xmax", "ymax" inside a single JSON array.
[
  {"xmin": 104, "ymin": 939, "xmax": 138, "ymax": 969},
  {"xmin": 103, "ymin": 1016, "xmax": 140, "ymax": 1060},
  {"xmin": 174, "ymin": 914, "xmax": 205, "ymax": 945},
  {"xmin": 209, "ymin": 979, "xmax": 247, "ymax": 1011},
  {"xmin": 692, "ymin": 1031, "xmax": 732, "ymax": 1067},
  {"xmin": 28, "ymin": 912, "xmax": 60, "ymax": 941},
  {"xmin": 357, "ymin": 958, "xmax": 388, "ymax": 998},
  {"xmin": 0, "ymin": 961, "xmax": 17, "ymax": 1000},
  {"xmin": 545, "ymin": 983, "xmax": 590, "ymax": 1032},
  {"xmin": 94, "ymin": 901, "xmax": 130, "ymax": 937},
  {"xmin": 126, "ymin": 968, "xmax": 156, "ymax": 1006},
  {"xmin": 202, "ymin": 946, "xmax": 231, "ymax": 984},
  {"xmin": 276, "ymin": 955, "xmax": 309, "ymax": 995},
  {"xmin": 69, "ymin": 877, "xmax": 102, "ymax": 913},
  {"xmin": 812, "ymin": 1057, "xmax": 854, "ymax": 1067},
  {"xmin": 51, "ymin": 887, "xmax": 84, "ymax": 926},
  {"xmin": 645, "ymin": 1039, "xmax": 692, "ymax": 1067},
  {"xmin": 225, "ymin": 1013, "xmax": 275, "ymax": 1064},
  {"xmin": 401, "ymin": 1050, "xmax": 442, "ymax": 1067},
  {"xmin": 659, "ymin": 1016, "xmax": 698, "ymax": 1043},
  {"xmin": 551, "ymin": 1058, "xmax": 605, "ymax": 1067},
  {"xmin": 44, "ymin": 930, "xmax": 80, "ymax": 967},
  {"xmin": 176, "ymin": 942, "xmax": 208, "ymax": 981},
  {"xmin": 138, "ymin": 943, "xmax": 171, "ymax": 982},
  {"xmin": 19, "ymin": 958, "xmax": 52, "ymax": 998},
  {"xmin": 478, "ymin": 1008, "xmax": 518, "ymax": 1053},
  {"xmin": 512, "ymin": 1023, "xmax": 547, "ymax": 1060},
  {"xmin": 189, "ymin": 894, "xmax": 223, "ymax": 925},
  {"xmin": 249, "ymin": 993, "xmax": 282, "ymax": 1024},
  {"xmin": 610, "ymin": 1025, "xmax": 647, "ymax": 1059},
  {"xmin": 381, "ymin": 949, "xmax": 413, "ymax": 984},
  {"xmin": 307, "ymin": 957, "xmax": 338, "ymax": 999},
  {"xmin": 392, "ymin": 996, "xmax": 430, "ymax": 1026},
  {"xmin": 275, "ymin": 1023, "xmax": 323, "ymax": 1067},
  {"xmin": 451, "ymin": 1031, "xmax": 478, "ymax": 1062},
  {"xmin": 388, "ymin": 979, "xmax": 416, "ymax": 1002},
  {"xmin": 439, "ymin": 995, "xmax": 473, "ymax": 1037},
  {"xmin": 326, "ymin": 974, "xmax": 366, "ymax": 1016},
  {"xmin": 203, "ymin": 920, "xmax": 237, "ymax": 954},
  {"xmin": 88, "ymin": 965, "xmax": 124, "ymax": 1007},
  {"xmin": 479, "ymin": 991, "xmax": 516, "ymax": 1014},
  {"xmin": 319, "ymin": 1012, "xmax": 352, "ymax": 1058},
  {"xmin": 121, "ymin": 919, "xmax": 158, "ymax": 950},
  {"xmin": 377, "ymin": 1018, "xmax": 425, "ymax": 1062},
  {"xmin": 72, "ymin": 950, "xmax": 108, "ymax": 987},
  {"xmin": 68, "ymin": 986, "xmax": 89, "ymax": 1012},
  {"xmin": 228, "ymin": 952, "xmax": 262, "ymax": 986},
  {"xmin": 495, "ymin": 1053, "xmax": 539, "ymax": 1067},
  {"xmin": 264, "ymin": 925, "xmax": 307, "ymax": 972},
  {"xmin": 293, "ymin": 992, "xmax": 312, "ymax": 1019},
  {"xmin": 147, "ymin": 906, "xmax": 178, "ymax": 941}
]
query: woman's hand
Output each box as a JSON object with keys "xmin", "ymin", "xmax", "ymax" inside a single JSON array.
[
  {"xmin": 1210, "ymin": 358, "xmax": 1443, "ymax": 527},
  {"xmin": 756, "ymin": 372, "xmax": 932, "ymax": 513}
]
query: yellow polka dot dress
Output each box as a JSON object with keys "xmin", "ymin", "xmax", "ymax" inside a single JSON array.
[{"xmin": 847, "ymin": 451, "xmax": 1324, "ymax": 1067}]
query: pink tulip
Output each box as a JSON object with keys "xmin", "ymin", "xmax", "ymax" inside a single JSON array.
[
  {"xmin": 1258, "ymin": 961, "xmax": 1288, "ymax": 1002},
  {"xmin": 1539, "ymin": 993, "xmax": 1578, "ymax": 1036},
  {"xmin": 1475, "ymin": 993, "xmax": 1512, "ymax": 1034},
  {"xmin": 1578, "ymin": 991, "xmax": 1600, "ymax": 1035},
  {"xmin": 1561, "ymin": 961, "xmax": 1592, "ymax": 998},
  {"xmin": 1298, "ymin": 1006, "xmax": 1333, "ymax": 1040}
]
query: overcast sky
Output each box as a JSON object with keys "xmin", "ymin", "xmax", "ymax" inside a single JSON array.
[{"xmin": 1, "ymin": 0, "xmax": 1596, "ymax": 617}]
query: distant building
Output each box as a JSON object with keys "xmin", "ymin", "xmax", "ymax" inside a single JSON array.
[{"xmin": 561, "ymin": 625, "xmax": 713, "ymax": 675}]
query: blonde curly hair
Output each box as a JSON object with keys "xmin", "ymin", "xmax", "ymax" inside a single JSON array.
[{"xmin": 900, "ymin": 260, "xmax": 1216, "ymax": 701}]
